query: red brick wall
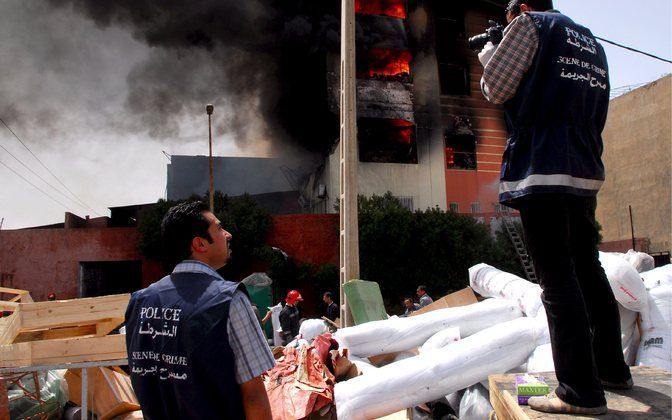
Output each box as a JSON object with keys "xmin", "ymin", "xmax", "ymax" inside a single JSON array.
[
  {"xmin": 599, "ymin": 238, "xmax": 650, "ymax": 253},
  {"xmin": 265, "ymin": 214, "xmax": 339, "ymax": 266}
]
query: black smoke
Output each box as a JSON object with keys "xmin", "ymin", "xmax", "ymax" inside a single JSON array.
[{"xmin": 46, "ymin": 0, "xmax": 342, "ymax": 154}]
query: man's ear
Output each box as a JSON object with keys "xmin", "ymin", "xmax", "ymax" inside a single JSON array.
[
  {"xmin": 520, "ymin": 4, "xmax": 532, "ymax": 12},
  {"xmin": 191, "ymin": 236, "xmax": 208, "ymax": 254}
]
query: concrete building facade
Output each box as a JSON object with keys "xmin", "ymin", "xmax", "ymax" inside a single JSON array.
[{"xmin": 596, "ymin": 75, "xmax": 672, "ymax": 256}]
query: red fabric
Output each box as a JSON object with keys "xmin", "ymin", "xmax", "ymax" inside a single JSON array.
[{"xmin": 264, "ymin": 345, "xmax": 335, "ymax": 420}]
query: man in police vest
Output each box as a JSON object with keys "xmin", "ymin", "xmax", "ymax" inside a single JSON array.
[
  {"xmin": 477, "ymin": 0, "xmax": 632, "ymax": 414},
  {"xmin": 125, "ymin": 201, "xmax": 275, "ymax": 419}
]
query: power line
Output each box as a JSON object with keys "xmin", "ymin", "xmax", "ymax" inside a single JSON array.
[
  {"xmin": 0, "ymin": 142, "xmax": 93, "ymax": 213},
  {"xmin": 0, "ymin": 117, "xmax": 102, "ymax": 216},
  {"xmin": 0, "ymin": 158, "xmax": 76, "ymax": 213},
  {"xmin": 596, "ymin": 36, "xmax": 672, "ymax": 64}
]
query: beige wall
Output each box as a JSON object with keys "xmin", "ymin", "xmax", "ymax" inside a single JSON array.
[{"xmin": 597, "ymin": 75, "xmax": 672, "ymax": 253}]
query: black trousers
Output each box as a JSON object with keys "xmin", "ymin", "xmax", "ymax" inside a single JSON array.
[{"xmin": 518, "ymin": 195, "xmax": 631, "ymax": 408}]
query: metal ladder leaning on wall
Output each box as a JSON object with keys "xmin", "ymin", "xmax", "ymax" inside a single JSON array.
[{"xmin": 501, "ymin": 213, "xmax": 538, "ymax": 283}]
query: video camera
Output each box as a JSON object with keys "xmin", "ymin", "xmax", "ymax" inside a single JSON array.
[{"xmin": 468, "ymin": 20, "xmax": 505, "ymax": 51}]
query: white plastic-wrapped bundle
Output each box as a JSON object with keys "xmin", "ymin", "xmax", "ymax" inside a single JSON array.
[
  {"xmin": 469, "ymin": 263, "xmax": 543, "ymax": 317},
  {"xmin": 419, "ymin": 327, "xmax": 460, "ymax": 353},
  {"xmin": 268, "ymin": 303, "xmax": 283, "ymax": 346},
  {"xmin": 618, "ymin": 303, "xmax": 640, "ymax": 366},
  {"xmin": 526, "ymin": 343, "xmax": 554, "ymax": 373},
  {"xmin": 533, "ymin": 306, "xmax": 550, "ymax": 346},
  {"xmin": 334, "ymin": 298, "xmax": 522, "ymax": 358},
  {"xmin": 641, "ymin": 264, "xmax": 672, "ymax": 290},
  {"xmin": 459, "ymin": 384, "xmax": 493, "ymax": 420},
  {"xmin": 298, "ymin": 319, "xmax": 329, "ymax": 341},
  {"xmin": 335, "ymin": 318, "xmax": 539, "ymax": 420},
  {"xmin": 636, "ymin": 285, "xmax": 672, "ymax": 371},
  {"xmin": 599, "ymin": 252, "xmax": 647, "ymax": 312},
  {"xmin": 621, "ymin": 250, "xmax": 655, "ymax": 273}
]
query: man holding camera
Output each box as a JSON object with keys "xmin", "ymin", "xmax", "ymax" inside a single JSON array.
[{"xmin": 477, "ymin": 0, "xmax": 632, "ymax": 415}]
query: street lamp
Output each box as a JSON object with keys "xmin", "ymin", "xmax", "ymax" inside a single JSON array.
[{"xmin": 206, "ymin": 104, "xmax": 214, "ymax": 212}]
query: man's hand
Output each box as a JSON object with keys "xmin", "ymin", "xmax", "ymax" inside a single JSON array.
[
  {"xmin": 478, "ymin": 41, "xmax": 497, "ymax": 66},
  {"xmin": 240, "ymin": 376, "xmax": 272, "ymax": 419}
]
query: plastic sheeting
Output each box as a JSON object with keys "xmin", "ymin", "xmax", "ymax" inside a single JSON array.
[
  {"xmin": 469, "ymin": 263, "xmax": 543, "ymax": 317},
  {"xmin": 526, "ymin": 343, "xmax": 554, "ymax": 373},
  {"xmin": 636, "ymin": 286, "xmax": 672, "ymax": 371},
  {"xmin": 619, "ymin": 303, "xmax": 640, "ymax": 366},
  {"xmin": 9, "ymin": 370, "xmax": 68, "ymax": 420},
  {"xmin": 599, "ymin": 252, "xmax": 648, "ymax": 312},
  {"xmin": 299, "ymin": 319, "xmax": 330, "ymax": 342},
  {"xmin": 335, "ymin": 317, "xmax": 539, "ymax": 420},
  {"xmin": 620, "ymin": 250, "xmax": 655, "ymax": 273},
  {"xmin": 269, "ymin": 302, "xmax": 283, "ymax": 346},
  {"xmin": 641, "ymin": 264, "xmax": 672, "ymax": 290},
  {"xmin": 459, "ymin": 384, "xmax": 493, "ymax": 420},
  {"xmin": 419, "ymin": 327, "xmax": 460, "ymax": 353},
  {"xmin": 334, "ymin": 298, "xmax": 522, "ymax": 358}
]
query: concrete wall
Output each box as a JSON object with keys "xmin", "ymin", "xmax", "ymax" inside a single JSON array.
[{"xmin": 596, "ymin": 75, "xmax": 672, "ymax": 254}]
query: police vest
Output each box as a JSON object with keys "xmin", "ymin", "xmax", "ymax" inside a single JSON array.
[
  {"xmin": 125, "ymin": 272, "xmax": 245, "ymax": 419},
  {"xmin": 500, "ymin": 11, "xmax": 609, "ymax": 207}
]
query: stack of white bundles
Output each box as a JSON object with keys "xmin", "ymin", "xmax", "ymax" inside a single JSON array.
[
  {"xmin": 599, "ymin": 252, "xmax": 648, "ymax": 312},
  {"xmin": 419, "ymin": 327, "xmax": 460, "ymax": 353},
  {"xmin": 268, "ymin": 303, "xmax": 283, "ymax": 346},
  {"xmin": 469, "ymin": 263, "xmax": 543, "ymax": 317},
  {"xmin": 636, "ymin": 283, "xmax": 672, "ymax": 371},
  {"xmin": 526, "ymin": 342, "xmax": 554, "ymax": 373},
  {"xmin": 621, "ymin": 250, "xmax": 655, "ymax": 273},
  {"xmin": 298, "ymin": 319, "xmax": 329, "ymax": 342},
  {"xmin": 618, "ymin": 303, "xmax": 640, "ymax": 365},
  {"xmin": 641, "ymin": 264, "xmax": 672, "ymax": 290},
  {"xmin": 335, "ymin": 318, "xmax": 539, "ymax": 420},
  {"xmin": 334, "ymin": 298, "xmax": 522, "ymax": 358}
]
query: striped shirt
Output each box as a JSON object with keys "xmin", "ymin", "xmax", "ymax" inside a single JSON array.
[
  {"xmin": 481, "ymin": 13, "xmax": 539, "ymax": 105},
  {"xmin": 174, "ymin": 261, "xmax": 276, "ymax": 384}
]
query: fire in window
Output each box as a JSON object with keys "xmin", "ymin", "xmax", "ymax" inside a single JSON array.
[
  {"xmin": 358, "ymin": 118, "xmax": 418, "ymax": 164},
  {"xmin": 355, "ymin": 0, "xmax": 407, "ymax": 19},
  {"xmin": 446, "ymin": 116, "xmax": 476, "ymax": 170},
  {"xmin": 357, "ymin": 49, "xmax": 412, "ymax": 83}
]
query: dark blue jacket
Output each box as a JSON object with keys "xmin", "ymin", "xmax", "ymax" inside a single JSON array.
[
  {"xmin": 500, "ymin": 11, "xmax": 609, "ymax": 207},
  {"xmin": 125, "ymin": 272, "xmax": 245, "ymax": 420}
]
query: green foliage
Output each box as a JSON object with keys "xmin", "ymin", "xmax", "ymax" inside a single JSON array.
[
  {"xmin": 137, "ymin": 193, "xmax": 272, "ymax": 279},
  {"xmin": 356, "ymin": 192, "xmax": 528, "ymax": 306}
]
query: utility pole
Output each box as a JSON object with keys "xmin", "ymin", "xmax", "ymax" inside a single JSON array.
[
  {"xmin": 339, "ymin": 0, "xmax": 359, "ymax": 327},
  {"xmin": 206, "ymin": 104, "xmax": 215, "ymax": 212},
  {"xmin": 629, "ymin": 205, "xmax": 636, "ymax": 250}
]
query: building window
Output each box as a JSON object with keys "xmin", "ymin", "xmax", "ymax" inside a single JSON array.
[
  {"xmin": 471, "ymin": 202, "xmax": 481, "ymax": 214},
  {"xmin": 358, "ymin": 118, "xmax": 418, "ymax": 164},
  {"xmin": 395, "ymin": 196, "xmax": 414, "ymax": 211},
  {"xmin": 449, "ymin": 202, "xmax": 460, "ymax": 213},
  {"xmin": 435, "ymin": 7, "xmax": 470, "ymax": 95},
  {"xmin": 446, "ymin": 116, "xmax": 476, "ymax": 170}
]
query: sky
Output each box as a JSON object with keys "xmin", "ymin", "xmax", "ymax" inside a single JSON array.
[{"xmin": 0, "ymin": 0, "xmax": 670, "ymax": 230}]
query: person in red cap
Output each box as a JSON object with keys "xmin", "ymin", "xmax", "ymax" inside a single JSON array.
[{"xmin": 279, "ymin": 290, "xmax": 303, "ymax": 344}]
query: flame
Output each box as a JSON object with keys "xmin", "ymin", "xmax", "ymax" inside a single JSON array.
[
  {"xmin": 389, "ymin": 119, "xmax": 414, "ymax": 144},
  {"xmin": 357, "ymin": 49, "xmax": 412, "ymax": 80},
  {"xmin": 355, "ymin": 0, "xmax": 407, "ymax": 19}
]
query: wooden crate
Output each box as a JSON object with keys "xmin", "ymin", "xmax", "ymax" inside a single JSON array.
[
  {"xmin": 0, "ymin": 294, "xmax": 129, "ymax": 368},
  {"xmin": 66, "ymin": 367, "xmax": 140, "ymax": 420}
]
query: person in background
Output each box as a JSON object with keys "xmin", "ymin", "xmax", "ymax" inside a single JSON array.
[
  {"xmin": 125, "ymin": 201, "xmax": 274, "ymax": 419},
  {"xmin": 279, "ymin": 289, "xmax": 303, "ymax": 344},
  {"xmin": 47, "ymin": 293, "xmax": 56, "ymax": 301},
  {"xmin": 323, "ymin": 291, "xmax": 339, "ymax": 322},
  {"xmin": 477, "ymin": 0, "xmax": 631, "ymax": 414},
  {"xmin": 402, "ymin": 297, "xmax": 419, "ymax": 317},
  {"xmin": 416, "ymin": 285, "xmax": 433, "ymax": 308}
]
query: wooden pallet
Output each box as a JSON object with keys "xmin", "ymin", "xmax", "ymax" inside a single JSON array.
[
  {"xmin": 0, "ymin": 287, "xmax": 33, "ymax": 312},
  {"xmin": 489, "ymin": 365, "xmax": 672, "ymax": 419},
  {"xmin": 0, "ymin": 294, "xmax": 130, "ymax": 368}
]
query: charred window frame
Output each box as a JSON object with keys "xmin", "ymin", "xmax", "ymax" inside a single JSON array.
[
  {"xmin": 445, "ymin": 116, "xmax": 477, "ymax": 170},
  {"xmin": 358, "ymin": 118, "xmax": 418, "ymax": 164},
  {"xmin": 434, "ymin": 6, "xmax": 470, "ymax": 95}
]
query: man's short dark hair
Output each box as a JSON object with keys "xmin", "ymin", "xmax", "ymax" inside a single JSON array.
[
  {"xmin": 506, "ymin": 0, "xmax": 553, "ymax": 14},
  {"xmin": 417, "ymin": 285, "xmax": 427, "ymax": 292},
  {"xmin": 161, "ymin": 201, "xmax": 212, "ymax": 266},
  {"xmin": 323, "ymin": 291, "xmax": 333, "ymax": 299}
]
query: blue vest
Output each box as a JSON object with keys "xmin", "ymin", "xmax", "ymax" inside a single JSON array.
[
  {"xmin": 499, "ymin": 12, "xmax": 609, "ymax": 207},
  {"xmin": 125, "ymin": 272, "xmax": 245, "ymax": 420}
]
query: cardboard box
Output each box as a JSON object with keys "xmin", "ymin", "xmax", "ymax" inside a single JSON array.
[
  {"xmin": 516, "ymin": 374, "xmax": 549, "ymax": 405},
  {"xmin": 410, "ymin": 287, "xmax": 478, "ymax": 316}
]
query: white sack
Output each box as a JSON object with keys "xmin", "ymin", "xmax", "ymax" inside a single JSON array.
[
  {"xmin": 298, "ymin": 319, "xmax": 329, "ymax": 342},
  {"xmin": 618, "ymin": 304, "xmax": 640, "ymax": 366},
  {"xmin": 599, "ymin": 252, "xmax": 647, "ymax": 312},
  {"xmin": 334, "ymin": 298, "xmax": 523, "ymax": 358},
  {"xmin": 469, "ymin": 263, "xmax": 543, "ymax": 317},
  {"xmin": 636, "ymin": 286, "xmax": 672, "ymax": 371},
  {"xmin": 351, "ymin": 360, "xmax": 379, "ymax": 376},
  {"xmin": 335, "ymin": 318, "xmax": 539, "ymax": 420},
  {"xmin": 533, "ymin": 306, "xmax": 550, "ymax": 346},
  {"xmin": 526, "ymin": 343, "xmax": 554, "ymax": 373},
  {"xmin": 420, "ymin": 327, "xmax": 461, "ymax": 353},
  {"xmin": 622, "ymin": 250, "xmax": 655, "ymax": 273},
  {"xmin": 459, "ymin": 384, "xmax": 493, "ymax": 420},
  {"xmin": 641, "ymin": 264, "xmax": 672, "ymax": 290},
  {"xmin": 269, "ymin": 302, "xmax": 283, "ymax": 346}
]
